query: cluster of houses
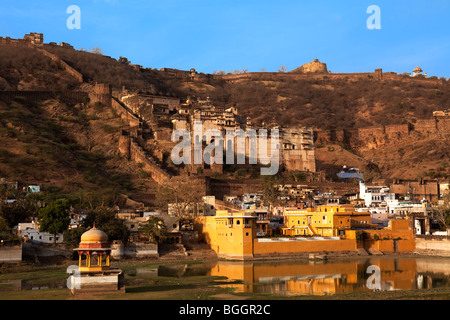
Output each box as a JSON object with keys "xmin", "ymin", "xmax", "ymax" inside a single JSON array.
[{"xmin": 3, "ymin": 174, "xmax": 449, "ymax": 249}]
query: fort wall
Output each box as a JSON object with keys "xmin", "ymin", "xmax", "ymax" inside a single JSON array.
[
  {"xmin": 415, "ymin": 236, "xmax": 450, "ymax": 256},
  {"xmin": 413, "ymin": 119, "xmax": 438, "ymax": 134},
  {"xmin": 111, "ymin": 97, "xmax": 140, "ymax": 127},
  {"xmin": 0, "ymin": 39, "xmax": 84, "ymax": 83},
  {"xmin": 35, "ymin": 47, "xmax": 83, "ymax": 83},
  {"xmin": 128, "ymin": 137, "xmax": 171, "ymax": 184},
  {"xmin": 314, "ymin": 118, "xmax": 447, "ymax": 149},
  {"xmin": 0, "ymin": 244, "xmax": 22, "ymax": 263},
  {"xmin": 253, "ymin": 238, "xmax": 357, "ymax": 258}
]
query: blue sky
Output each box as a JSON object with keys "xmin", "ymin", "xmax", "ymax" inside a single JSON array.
[{"xmin": 1, "ymin": 0, "xmax": 450, "ymax": 77}]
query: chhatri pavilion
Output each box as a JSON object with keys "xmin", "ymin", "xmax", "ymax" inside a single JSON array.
[
  {"xmin": 70, "ymin": 225, "xmax": 124, "ymax": 294},
  {"xmin": 75, "ymin": 225, "xmax": 112, "ymax": 271}
]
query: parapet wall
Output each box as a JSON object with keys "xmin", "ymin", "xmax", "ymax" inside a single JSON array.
[
  {"xmin": 111, "ymin": 98, "xmax": 140, "ymax": 127},
  {"xmin": 212, "ymin": 70, "xmax": 403, "ymax": 82},
  {"xmin": 0, "ymin": 37, "xmax": 83, "ymax": 83},
  {"xmin": 253, "ymin": 238, "xmax": 357, "ymax": 258},
  {"xmin": 0, "ymin": 37, "xmax": 35, "ymax": 48},
  {"xmin": 0, "ymin": 245, "xmax": 22, "ymax": 263},
  {"xmin": 36, "ymin": 47, "xmax": 83, "ymax": 83},
  {"xmin": 128, "ymin": 137, "xmax": 171, "ymax": 184},
  {"xmin": 415, "ymin": 237, "xmax": 450, "ymax": 256},
  {"xmin": 314, "ymin": 118, "xmax": 447, "ymax": 148}
]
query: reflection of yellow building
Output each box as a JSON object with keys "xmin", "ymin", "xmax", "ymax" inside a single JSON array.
[
  {"xmin": 282, "ymin": 205, "xmax": 373, "ymax": 237},
  {"xmin": 208, "ymin": 258, "xmax": 421, "ymax": 296}
]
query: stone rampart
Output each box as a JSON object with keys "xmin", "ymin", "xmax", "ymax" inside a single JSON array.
[
  {"xmin": 128, "ymin": 138, "xmax": 171, "ymax": 184},
  {"xmin": 36, "ymin": 48, "xmax": 83, "ymax": 83},
  {"xmin": 415, "ymin": 236, "xmax": 450, "ymax": 257},
  {"xmin": 413, "ymin": 119, "xmax": 438, "ymax": 134},
  {"xmin": 111, "ymin": 97, "xmax": 141, "ymax": 127},
  {"xmin": 0, "ymin": 37, "xmax": 34, "ymax": 48},
  {"xmin": 0, "ymin": 244, "xmax": 22, "ymax": 263},
  {"xmin": 313, "ymin": 119, "xmax": 446, "ymax": 149},
  {"xmin": 0, "ymin": 37, "xmax": 83, "ymax": 83}
]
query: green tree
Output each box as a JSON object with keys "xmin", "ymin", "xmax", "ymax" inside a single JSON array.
[
  {"xmin": 0, "ymin": 216, "xmax": 10, "ymax": 232},
  {"xmin": 444, "ymin": 209, "xmax": 450, "ymax": 227},
  {"xmin": 139, "ymin": 216, "xmax": 167, "ymax": 243},
  {"xmin": 0, "ymin": 186, "xmax": 38, "ymax": 228},
  {"xmin": 82, "ymin": 207, "xmax": 130, "ymax": 244},
  {"xmin": 63, "ymin": 226, "xmax": 86, "ymax": 249},
  {"xmin": 38, "ymin": 199, "xmax": 71, "ymax": 244}
]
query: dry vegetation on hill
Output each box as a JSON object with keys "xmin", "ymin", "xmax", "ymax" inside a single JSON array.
[
  {"xmin": 0, "ymin": 43, "xmax": 448, "ymax": 195},
  {"xmin": 0, "ymin": 46, "xmax": 79, "ymax": 90},
  {"xmin": 203, "ymin": 77, "xmax": 450, "ymax": 130},
  {"xmin": 0, "ymin": 95, "xmax": 156, "ymax": 207}
]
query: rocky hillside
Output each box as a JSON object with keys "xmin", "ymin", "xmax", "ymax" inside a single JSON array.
[
  {"xmin": 0, "ymin": 94, "xmax": 158, "ymax": 207},
  {"xmin": 0, "ymin": 42, "xmax": 448, "ymax": 188}
]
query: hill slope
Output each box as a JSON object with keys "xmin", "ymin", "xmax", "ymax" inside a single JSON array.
[{"xmin": 0, "ymin": 42, "xmax": 448, "ymax": 186}]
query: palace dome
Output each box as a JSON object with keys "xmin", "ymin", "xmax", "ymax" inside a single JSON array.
[{"xmin": 80, "ymin": 226, "xmax": 108, "ymax": 243}]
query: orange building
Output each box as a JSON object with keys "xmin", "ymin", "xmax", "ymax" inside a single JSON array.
[
  {"xmin": 195, "ymin": 207, "xmax": 415, "ymax": 260},
  {"xmin": 282, "ymin": 205, "xmax": 374, "ymax": 237}
]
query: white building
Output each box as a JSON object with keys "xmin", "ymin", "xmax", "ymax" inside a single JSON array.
[
  {"xmin": 21, "ymin": 229, "xmax": 64, "ymax": 244},
  {"xmin": 359, "ymin": 181, "xmax": 396, "ymax": 207},
  {"xmin": 17, "ymin": 221, "xmax": 38, "ymax": 234}
]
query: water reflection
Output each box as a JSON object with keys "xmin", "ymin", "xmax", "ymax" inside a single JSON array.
[
  {"xmin": 156, "ymin": 257, "xmax": 450, "ymax": 296},
  {"xmin": 1, "ymin": 257, "xmax": 449, "ymax": 295}
]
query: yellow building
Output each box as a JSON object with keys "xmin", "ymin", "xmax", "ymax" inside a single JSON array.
[
  {"xmin": 195, "ymin": 206, "xmax": 415, "ymax": 260},
  {"xmin": 282, "ymin": 205, "xmax": 373, "ymax": 237},
  {"xmin": 195, "ymin": 210, "xmax": 257, "ymax": 260}
]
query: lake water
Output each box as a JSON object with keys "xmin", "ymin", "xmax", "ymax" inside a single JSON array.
[
  {"xmin": 1, "ymin": 256, "xmax": 449, "ymax": 296},
  {"xmin": 140, "ymin": 256, "xmax": 450, "ymax": 296}
]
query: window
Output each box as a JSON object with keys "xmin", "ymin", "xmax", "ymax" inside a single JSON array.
[
  {"xmin": 236, "ymin": 220, "xmax": 240, "ymax": 225},
  {"xmin": 246, "ymin": 233, "xmax": 249, "ymax": 236}
]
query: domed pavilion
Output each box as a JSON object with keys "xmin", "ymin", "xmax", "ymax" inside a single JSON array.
[
  {"xmin": 70, "ymin": 226, "xmax": 124, "ymax": 294},
  {"xmin": 75, "ymin": 225, "xmax": 112, "ymax": 272}
]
